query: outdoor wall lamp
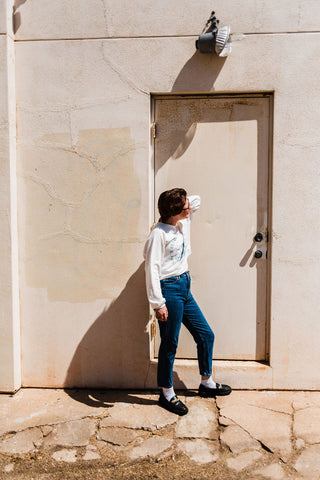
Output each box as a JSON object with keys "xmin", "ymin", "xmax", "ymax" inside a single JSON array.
[{"xmin": 196, "ymin": 11, "xmax": 232, "ymax": 57}]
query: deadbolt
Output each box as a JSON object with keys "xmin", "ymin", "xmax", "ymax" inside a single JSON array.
[
  {"xmin": 254, "ymin": 232, "xmax": 263, "ymax": 242},
  {"xmin": 254, "ymin": 250, "xmax": 263, "ymax": 259}
]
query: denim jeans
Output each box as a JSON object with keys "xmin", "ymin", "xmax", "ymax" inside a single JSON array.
[{"xmin": 157, "ymin": 271, "xmax": 215, "ymax": 388}]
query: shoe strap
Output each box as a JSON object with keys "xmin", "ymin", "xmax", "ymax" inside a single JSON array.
[{"xmin": 171, "ymin": 396, "xmax": 180, "ymax": 404}]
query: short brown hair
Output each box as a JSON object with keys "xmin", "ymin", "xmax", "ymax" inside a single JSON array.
[{"xmin": 158, "ymin": 188, "xmax": 187, "ymax": 223}]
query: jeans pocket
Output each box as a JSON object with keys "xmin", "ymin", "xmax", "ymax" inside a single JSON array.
[{"xmin": 161, "ymin": 276, "xmax": 179, "ymax": 286}]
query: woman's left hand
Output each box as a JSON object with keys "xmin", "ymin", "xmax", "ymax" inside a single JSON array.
[{"xmin": 155, "ymin": 306, "xmax": 168, "ymax": 322}]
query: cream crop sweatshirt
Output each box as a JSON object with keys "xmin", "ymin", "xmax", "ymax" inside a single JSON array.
[{"xmin": 143, "ymin": 195, "xmax": 200, "ymax": 309}]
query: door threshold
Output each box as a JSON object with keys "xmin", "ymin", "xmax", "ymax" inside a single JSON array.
[{"xmin": 145, "ymin": 359, "xmax": 272, "ymax": 390}]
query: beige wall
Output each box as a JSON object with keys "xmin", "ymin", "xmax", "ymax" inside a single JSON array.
[
  {"xmin": 0, "ymin": 0, "xmax": 20, "ymax": 392},
  {"xmin": 13, "ymin": 0, "xmax": 320, "ymax": 39},
  {"xmin": 0, "ymin": 1, "xmax": 13, "ymax": 37},
  {"xmin": 0, "ymin": 1, "xmax": 319, "ymax": 390}
]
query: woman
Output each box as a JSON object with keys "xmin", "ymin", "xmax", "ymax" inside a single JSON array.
[{"xmin": 144, "ymin": 188, "xmax": 231, "ymax": 416}]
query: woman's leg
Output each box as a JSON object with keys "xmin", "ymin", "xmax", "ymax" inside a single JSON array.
[
  {"xmin": 183, "ymin": 295, "xmax": 232, "ymax": 397},
  {"xmin": 182, "ymin": 292, "xmax": 215, "ymax": 378},
  {"xmin": 157, "ymin": 282, "xmax": 185, "ymax": 388}
]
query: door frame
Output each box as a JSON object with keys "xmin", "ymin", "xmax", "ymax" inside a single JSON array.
[{"xmin": 150, "ymin": 92, "xmax": 274, "ymax": 365}]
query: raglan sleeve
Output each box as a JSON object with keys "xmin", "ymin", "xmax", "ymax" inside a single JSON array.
[{"xmin": 143, "ymin": 228, "xmax": 166, "ymax": 310}]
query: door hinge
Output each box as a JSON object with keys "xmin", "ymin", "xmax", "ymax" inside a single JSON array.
[{"xmin": 151, "ymin": 122, "xmax": 157, "ymax": 139}]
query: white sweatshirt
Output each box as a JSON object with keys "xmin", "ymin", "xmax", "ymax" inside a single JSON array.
[{"xmin": 143, "ymin": 195, "xmax": 200, "ymax": 309}]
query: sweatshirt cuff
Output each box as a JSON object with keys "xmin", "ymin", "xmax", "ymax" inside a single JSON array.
[{"xmin": 153, "ymin": 301, "xmax": 166, "ymax": 311}]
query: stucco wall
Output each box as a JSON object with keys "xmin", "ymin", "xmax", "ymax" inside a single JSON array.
[
  {"xmin": 0, "ymin": 0, "xmax": 20, "ymax": 392},
  {"xmin": 1, "ymin": 0, "xmax": 319, "ymax": 390},
  {"xmin": 12, "ymin": 0, "xmax": 320, "ymax": 39}
]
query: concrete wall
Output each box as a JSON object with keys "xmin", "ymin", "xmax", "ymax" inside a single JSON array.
[
  {"xmin": 0, "ymin": 0, "xmax": 20, "ymax": 392},
  {"xmin": 0, "ymin": 0, "xmax": 319, "ymax": 390}
]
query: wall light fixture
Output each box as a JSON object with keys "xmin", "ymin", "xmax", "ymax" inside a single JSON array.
[{"xmin": 196, "ymin": 11, "xmax": 232, "ymax": 57}]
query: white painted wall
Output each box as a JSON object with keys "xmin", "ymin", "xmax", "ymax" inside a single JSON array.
[{"xmin": 0, "ymin": 0, "xmax": 319, "ymax": 390}]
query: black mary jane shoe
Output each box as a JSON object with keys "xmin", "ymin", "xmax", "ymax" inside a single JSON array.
[
  {"xmin": 158, "ymin": 392, "xmax": 188, "ymax": 416},
  {"xmin": 198, "ymin": 382, "xmax": 232, "ymax": 398}
]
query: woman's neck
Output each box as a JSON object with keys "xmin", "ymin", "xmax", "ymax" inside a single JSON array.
[
  {"xmin": 161, "ymin": 217, "xmax": 177, "ymax": 226},
  {"xmin": 166, "ymin": 217, "xmax": 177, "ymax": 226}
]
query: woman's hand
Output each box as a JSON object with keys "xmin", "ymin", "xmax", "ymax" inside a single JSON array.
[{"xmin": 155, "ymin": 306, "xmax": 168, "ymax": 322}]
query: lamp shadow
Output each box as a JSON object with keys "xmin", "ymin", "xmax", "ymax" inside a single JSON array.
[
  {"xmin": 155, "ymin": 51, "xmax": 227, "ymax": 162},
  {"xmin": 172, "ymin": 50, "xmax": 226, "ymax": 94},
  {"xmin": 12, "ymin": 0, "xmax": 27, "ymax": 34}
]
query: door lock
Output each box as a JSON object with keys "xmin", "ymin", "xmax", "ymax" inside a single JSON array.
[{"xmin": 254, "ymin": 232, "xmax": 263, "ymax": 242}]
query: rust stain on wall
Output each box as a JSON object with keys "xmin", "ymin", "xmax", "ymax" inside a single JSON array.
[{"xmin": 23, "ymin": 127, "xmax": 141, "ymax": 302}]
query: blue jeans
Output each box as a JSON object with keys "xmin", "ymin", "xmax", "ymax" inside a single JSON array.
[{"xmin": 157, "ymin": 271, "xmax": 215, "ymax": 388}]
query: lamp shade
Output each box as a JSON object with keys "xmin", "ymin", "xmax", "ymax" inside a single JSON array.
[{"xmin": 215, "ymin": 25, "xmax": 231, "ymax": 57}]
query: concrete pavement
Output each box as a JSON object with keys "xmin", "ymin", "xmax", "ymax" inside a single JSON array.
[{"xmin": 0, "ymin": 389, "xmax": 320, "ymax": 479}]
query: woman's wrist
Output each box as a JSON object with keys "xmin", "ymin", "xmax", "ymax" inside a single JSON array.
[{"xmin": 154, "ymin": 303, "xmax": 166, "ymax": 311}]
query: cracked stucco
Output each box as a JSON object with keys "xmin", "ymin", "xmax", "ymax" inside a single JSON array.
[{"xmin": 22, "ymin": 127, "xmax": 142, "ymax": 302}]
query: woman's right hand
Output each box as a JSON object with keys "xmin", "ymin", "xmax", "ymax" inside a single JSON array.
[{"xmin": 155, "ymin": 306, "xmax": 168, "ymax": 322}]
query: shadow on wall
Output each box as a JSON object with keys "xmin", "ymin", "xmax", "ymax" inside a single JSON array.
[
  {"xmin": 64, "ymin": 261, "xmax": 187, "ymax": 401},
  {"xmin": 172, "ymin": 51, "xmax": 226, "ymax": 93},
  {"xmin": 12, "ymin": 0, "xmax": 27, "ymax": 34},
  {"xmin": 163, "ymin": 51, "xmax": 227, "ymax": 161},
  {"xmin": 64, "ymin": 263, "xmax": 150, "ymax": 389},
  {"xmin": 63, "ymin": 50, "xmax": 227, "ymax": 393}
]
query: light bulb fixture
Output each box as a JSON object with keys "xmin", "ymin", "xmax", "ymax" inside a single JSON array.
[{"xmin": 196, "ymin": 12, "xmax": 232, "ymax": 57}]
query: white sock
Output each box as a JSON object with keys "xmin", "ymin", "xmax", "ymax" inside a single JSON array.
[
  {"xmin": 201, "ymin": 376, "xmax": 217, "ymax": 389},
  {"xmin": 162, "ymin": 386, "xmax": 175, "ymax": 401}
]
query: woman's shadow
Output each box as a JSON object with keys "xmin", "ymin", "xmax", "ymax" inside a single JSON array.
[
  {"xmin": 64, "ymin": 263, "xmax": 186, "ymax": 408},
  {"xmin": 64, "ymin": 263, "xmax": 151, "ymax": 406}
]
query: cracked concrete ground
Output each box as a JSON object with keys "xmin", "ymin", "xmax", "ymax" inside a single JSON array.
[{"xmin": 0, "ymin": 389, "xmax": 320, "ymax": 479}]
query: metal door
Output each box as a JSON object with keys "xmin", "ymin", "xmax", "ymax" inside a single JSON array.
[{"xmin": 153, "ymin": 94, "xmax": 271, "ymax": 360}]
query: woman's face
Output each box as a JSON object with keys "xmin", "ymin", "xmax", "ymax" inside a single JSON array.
[{"xmin": 169, "ymin": 198, "xmax": 190, "ymax": 224}]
